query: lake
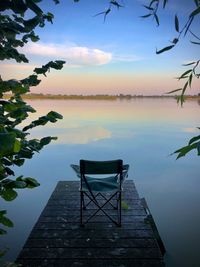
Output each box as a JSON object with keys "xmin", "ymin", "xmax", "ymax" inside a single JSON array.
[{"xmin": 1, "ymin": 98, "xmax": 200, "ymax": 267}]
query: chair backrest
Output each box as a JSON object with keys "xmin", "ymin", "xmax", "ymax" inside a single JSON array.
[{"xmin": 80, "ymin": 159, "xmax": 123, "ymax": 175}]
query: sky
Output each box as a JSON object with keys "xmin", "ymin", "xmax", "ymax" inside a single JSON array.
[{"xmin": 1, "ymin": 0, "xmax": 200, "ymax": 95}]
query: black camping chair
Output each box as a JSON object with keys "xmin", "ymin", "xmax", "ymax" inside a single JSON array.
[{"xmin": 71, "ymin": 159, "xmax": 129, "ymax": 227}]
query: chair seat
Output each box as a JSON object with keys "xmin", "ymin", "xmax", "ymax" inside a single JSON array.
[{"xmin": 82, "ymin": 176, "xmax": 119, "ymax": 192}]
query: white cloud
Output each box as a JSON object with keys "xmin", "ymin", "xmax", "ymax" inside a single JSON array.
[
  {"xmin": 22, "ymin": 42, "xmax": 112, "ymax": 66},
  {"xmin": 53, "ymin": 125, "xmax": 111, "ymax": 144},
  {"xmin": 29, "ymin": 125, "xmax": 111, "ymax": 144}
]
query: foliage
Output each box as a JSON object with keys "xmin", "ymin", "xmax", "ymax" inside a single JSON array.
[
  {"xmin": 0, "ymin": 0, "xmax": 65, "ymax": 238},
  {"xmin": 142, "ymin": 0, "xmax": 200, "ymax": 158},
  {"xmin": 97, "ymin": 0, "xmax": 200, "ymax": 158}
]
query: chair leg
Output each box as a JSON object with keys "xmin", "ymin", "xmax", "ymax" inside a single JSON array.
[
  {"xmin": 118, "ymin": 191, "xmax": 122, "ymax": 227},
  {"xmin": 80, "ymin": 191, "xmax": 84, "ymax": 227},
  {"xmin": 83, "ymin": 194, "xmax": 86, "ymax": 210},
  {"xmin": 83, "ymin": 191, "xmax": 121, "ymax": 226}
]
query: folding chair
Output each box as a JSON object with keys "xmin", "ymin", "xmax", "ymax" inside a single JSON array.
[{"xmin": 71, "ymin": 159, "xmax": 129, "ymax": 227}]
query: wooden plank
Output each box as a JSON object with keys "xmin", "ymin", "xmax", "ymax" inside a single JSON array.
[
  {"xmin": 28, "ymin": 228, "xmax": 155, "ymax": 239},
  {"xmin": 24, "ymin": 237, "xmax": 158, "ymax": 248},
  {"xmin": 16, "ymin": 180, "xmax": 165, "ymax": 267},
  {"xmin": 16, "ymin": 259, "xmax": 165, "ymax": 267},
  {"xmin": 18, "ymin": 247, "xmax": 162, "ymax": 259},
  {"xmin": 34, "ymin": 221, "xmax": 152, "ymax": 230}
]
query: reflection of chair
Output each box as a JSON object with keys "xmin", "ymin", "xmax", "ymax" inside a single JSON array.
[{"xmin": 71, "ymin": 159, "xmax": 129, "ymax": 227}]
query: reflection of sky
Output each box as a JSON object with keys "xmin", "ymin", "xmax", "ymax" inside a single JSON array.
[
  {"xmin": 23, "ymin": 98, "xmax": 200, "ymax": 146},
  {"xmin": 1, "ymin": 98, "xmax": 200, "ymax": 267},
  {"xmin": 32, "ymin": 125, "xmax": 111, "ymax": 144},
  {"xmin": 182, "ymin": 127, "xmax": 199, "ymax": 133}
]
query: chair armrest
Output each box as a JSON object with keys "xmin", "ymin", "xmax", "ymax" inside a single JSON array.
[
  {"xmin": 71, "ymin": 164, "xmax": 81, "ymax": 178},
  {"xmin": 122, "ymin": 164, "xmax": 129, "ymax": 181}
]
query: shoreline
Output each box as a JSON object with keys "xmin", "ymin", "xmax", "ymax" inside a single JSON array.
[{"xmin": 3, "ymin": 94, "xmax": 200, "ymax": 101}]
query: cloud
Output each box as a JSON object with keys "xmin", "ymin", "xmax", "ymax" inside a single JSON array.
[
  {"xmin": 57, "ymin": 125, "xmax": 111, "ymax": 144},
  {"xmin": 30, "ymin": 125, "xmax": 111, "ymax": 144},
  {"xmin": 22, "ymin": 42, "xmax": 112, "ymax": 66}
]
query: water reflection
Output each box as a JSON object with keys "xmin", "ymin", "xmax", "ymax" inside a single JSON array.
[
  {"xmin": 1, "ymin": 98, "xmax": 200, "ymax": 267},
  {"xmin": 54, "ymin": 125, "xmax": 111, "ymax": 144},
  {"xmin": 182, "ymin": 127, "xmax": 199, "ymax": 133}
]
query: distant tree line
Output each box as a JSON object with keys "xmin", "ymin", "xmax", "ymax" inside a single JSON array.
[{"xmin": 3, "ymin": 93, "xmax": 200, "ymax": 100}]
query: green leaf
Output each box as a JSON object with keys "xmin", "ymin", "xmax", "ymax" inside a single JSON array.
[
  {"xmin": 10, "ymin": 0, "xmax": 27, "ymax": 14},
  {"xmin": 183, "ymin": 62, "xmax": 195, "ymax": 66},
  {"xmin": 140, "ymin": 14, "xmax": 152, "ymax": 18},
  {"xmin": 175, "ymin": 143, "xmax": 198, "ymax": 159},
  {"xmin": 40, "ymin": 136, "xmax": 57, "ymax": 146},
  {"xmin": 45, "ymin": 12, "xmax": 54, "ymax": 24},
  {"xmin": 47, "ymin": 111, "xmax": 63, "ymax": 120},
  {"xmin": 46, "ymin": 60, "xmax": 66, "ymax": 70},
  {"xmin": 23, "ymin": 177, "xmax": 40, "ymax": 188},
  {"xmin": 5, "ymin": 167, "xmax": 15, "ymax": 176},
  {"xmin": 197, "ymin": 141, "xmax": 200, "ymax": 155},
  {"xmin": 189, "ymin": 6, "xmax": 200, "ymax": 18},
  {"xmin": 175, "ymin": 15, "xmax": 179, "ymax": 32},
  {"xmin": 0, "ymin": 215, "xmax": 14, "ymax": 227},
  {"xmin": 191, "ymin": 41, "xmax": 200, "ymax": 45},
  {"xmin": 176, "ymin": 95, "xmax": 185, "ymax": 105},
  {"xmin": 166, "ymin": 88, "xmax": 182, "ymax": 94},
  {"xmin": 26, "ymin": 0, "xmax": 43, "ymax": 15},
  {"xmin": 13, "ymin": 158, "xmax": 25, "ymax": 166},
  {"xmin": 181, "ymin": 81, "xmax": 188, "ymax": 96},
  {"xmin": 163, "ymin": 0, "xmax": 168, "ymax": 8},
  {"xmin": 189, "ymin": 135, "xmax": 200, "ymax": 145},
  {"xmin": 21, "ymin": 74, "xmax": 41, "ymax": 87},
  {"xmin": 189, "ymin": 74, "xmax": 193, "ymax": 87},
  {"xmin": 178, "ymin": 69, "xmax": 192, "ymax": 79},
  {"xmin": 34, "ymin": 66, "xmax": 49, "ymax": 76},
  {"xmin": 156, "ymin": 45, "xmax": 174, "ymax": 54},
  {"xmin": 11, "ymin": 180, "xmax": 27, "ymax": 189},
  {"xmin": 0, "ymin": 133, "xmax": 16, "ymax": 156},
  {"xmin": 0, "ymin": 229, "xmax": 7, "ymax": 235},
  {"xmin": 2, "ymin": 158, "xmax": 12, "ymax": 166},
  {"xmin": 17, "ymin": 148, "xmax": 33, "ymax": 159},
  {"xmin": 3, "ymin": 102, "xmax": 18, "ymax": 112},
  {"xmin": 149, "ymin": 0, "xmax": 158, "ymax": 7},
  {"xmin": 122, "ymin": 201, "xmax": 129, "ymax": 210},
  {"xmin": 154, "ymin": 13, "xmax": 159, "ymax": 26},
  {"xmin": 1, "ymin": 188, "xmax": 18, "ymax": 201},
  {"xmin": 0, "ymin": 210, "xmax": 7, "ymax": 216},
  {"xmin": 24, "ymin": 16, "xmax": 41, "ymax": 31},
  {"xmin": 143, "ymin": 5, "xmax": 154, "ymax": 10},
  {"xmin": 172, "ymin": 38, "xmax": 178, "ymax": 44},
  {"xmin": 193, "ymin": 0, "xmax": 199, "ymax": 7},
  {"xmin": 14, "ymin": 139, "xmax": 21, "ymax": 153}
]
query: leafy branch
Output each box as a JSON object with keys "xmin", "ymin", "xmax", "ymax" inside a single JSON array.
[
  {"xmin": 141, "ymin": 0, "xmax": 200, "ymax": 158},
  {"xmin": 94, "ymin": 0, "xmax": 123, "ymax": 22},
  {"xmin": 0, "ymin": 0, "xmax": 66, "ymax": 241}
]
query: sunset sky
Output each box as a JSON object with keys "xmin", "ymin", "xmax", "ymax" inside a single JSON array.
[{"xmin": 1, "ymin": 0, "xmax": 199, "ymax": 95}]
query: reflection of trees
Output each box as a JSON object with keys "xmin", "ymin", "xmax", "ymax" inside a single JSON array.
[{"xmin": 198, "ymin": 100, "xmax": 200, "ymax": 106}]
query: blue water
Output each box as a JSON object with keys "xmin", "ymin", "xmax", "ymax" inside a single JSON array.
[{"xmin": 1, "ymin": 98, "xmax": 200, "ymax": 267}]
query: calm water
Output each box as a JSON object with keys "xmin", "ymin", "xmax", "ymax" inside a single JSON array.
[{"xmin": 1, "ymin": 98, "xmax": 200, "ymax": 267}]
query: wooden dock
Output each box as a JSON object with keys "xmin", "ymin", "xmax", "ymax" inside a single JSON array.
[{"xmin": 17, "ymin": 180, "xmax": 165, "ymax": 267}]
